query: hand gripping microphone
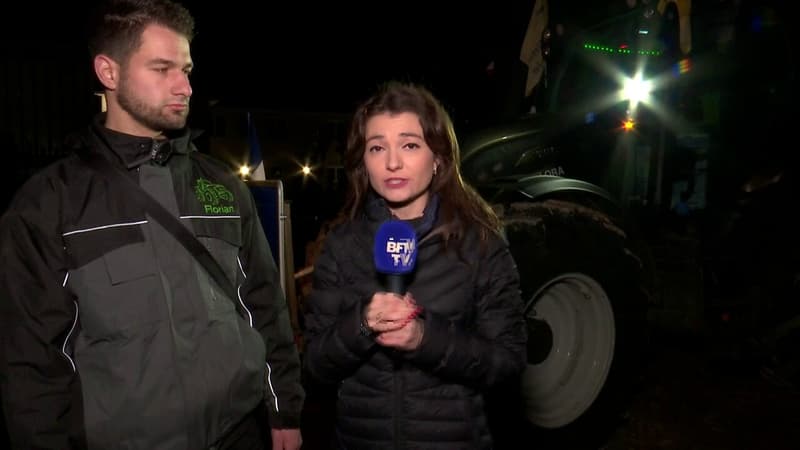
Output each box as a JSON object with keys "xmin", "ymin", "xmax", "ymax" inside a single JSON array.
[{"xmin": 373, "ymin": 220, "xmax": 418, "ymax": 295}]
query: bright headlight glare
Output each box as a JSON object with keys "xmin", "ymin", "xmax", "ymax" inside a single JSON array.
[{"xmin": 622, "ymin": 75, "xmax": 652, "ymax": 104}]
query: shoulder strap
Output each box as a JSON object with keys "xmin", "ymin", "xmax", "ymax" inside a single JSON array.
[{"xmin": 77, "ymin": 150, "xmax": 243, "ymax": 315}]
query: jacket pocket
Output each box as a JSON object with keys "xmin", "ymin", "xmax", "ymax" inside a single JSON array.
[
  {"xmin": 70, "ymin": 242, "xmax": 162, "ymax": 339},
  {"xmin": 104, "ymin": 242, "xmax": 157, "ymax": 285}
]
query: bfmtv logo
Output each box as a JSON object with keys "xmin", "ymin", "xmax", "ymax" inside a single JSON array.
[{"xmin": 386, "ymin": 238, "xmax": 415, "ymax": 267}]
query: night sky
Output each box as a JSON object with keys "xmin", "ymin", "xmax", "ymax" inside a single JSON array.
[
  {"xmin": 187, "ymin": 3, "xmax": 540, "ymax": 121},
  {"xmin": 4, "ymin": 2, "xmax": 535, "ymax": 113}
]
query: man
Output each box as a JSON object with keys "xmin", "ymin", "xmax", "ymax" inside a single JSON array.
[{"xmin": 0, "ymin": 1, "xmax": 304, "ymax": 448}]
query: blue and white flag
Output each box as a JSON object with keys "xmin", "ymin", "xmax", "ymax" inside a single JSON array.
[{"xmin": 247, "ymin": 112, "xmax": 266, "ymax": 181}]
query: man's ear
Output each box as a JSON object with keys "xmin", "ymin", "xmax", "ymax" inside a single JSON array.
[{"xmin": 93, "ymin": 54, "xmax": 119, "ymax": 90}]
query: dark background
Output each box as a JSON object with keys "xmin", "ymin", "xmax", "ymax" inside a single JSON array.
[{"xmin": 2, "ymin": 2, "xmax": 535, "ymax": 114}]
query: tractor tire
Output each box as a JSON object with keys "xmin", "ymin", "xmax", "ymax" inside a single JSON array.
[{"xmin": 487, "ymin": 199, "xmax": 651, "ymax": 450}]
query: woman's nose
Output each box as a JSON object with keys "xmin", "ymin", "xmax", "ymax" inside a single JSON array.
[{"xmin": 386, "ymin": 148, "xmax": 402, "ymax": 171}]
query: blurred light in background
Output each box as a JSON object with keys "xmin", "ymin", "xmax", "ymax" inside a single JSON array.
[{"xmin": 621, "ymin": 72, "xmax": 653, "ymax": 111}]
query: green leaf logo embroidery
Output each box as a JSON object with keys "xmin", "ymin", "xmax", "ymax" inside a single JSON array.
[{"xmin": 195, "ymin": 178, "xmax": 235, "ymax": 214}]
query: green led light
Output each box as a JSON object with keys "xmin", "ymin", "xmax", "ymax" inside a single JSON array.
[{"xmin": 584, "ymin": 43, "xmax": 661, "ymax": 56}]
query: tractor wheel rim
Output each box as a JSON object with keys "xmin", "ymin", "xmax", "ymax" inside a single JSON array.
[{"xmin": 521, "ymin": 273, "xmax": 616, "ymax": 428}]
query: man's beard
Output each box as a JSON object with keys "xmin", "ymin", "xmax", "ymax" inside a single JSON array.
[{"xmin": 117, "ymin": 80, "xmax": 189, "ymax": 132}]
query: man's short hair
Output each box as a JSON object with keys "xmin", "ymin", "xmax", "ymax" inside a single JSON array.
[{"xmin": 87, "ymin": 0, "xmax": 195, "ymax": 64}]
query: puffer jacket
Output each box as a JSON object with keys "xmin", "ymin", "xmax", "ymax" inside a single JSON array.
[{"xmin": 303, "ymin": 195, "xmax": 527, "ymax": 449}]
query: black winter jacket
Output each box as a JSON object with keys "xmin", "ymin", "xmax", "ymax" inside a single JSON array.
[
  {"xmin": 303, "ymin": 195, "xmax": 527, "ymax": 449},
  {"xmin": 0, "ymin": 118, "xmax": 304, "ymax": 449}
]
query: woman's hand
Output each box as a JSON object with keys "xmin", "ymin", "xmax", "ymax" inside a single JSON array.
[
  {"xmin": 375, "ymin": 317, "xmax": 424, "ymax": 351},
  {"xmin": 364, "ymin": 292, "xmax": 424, "ymax": 351}
]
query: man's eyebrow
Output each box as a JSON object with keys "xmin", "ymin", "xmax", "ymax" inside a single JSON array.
[
  {"xmin": 147, "ymin": 58, "xmax": 173, "ymax": 65},
  {"xmin": 147, "ymin": 58, "xmax": 194, "ymax": 70}
]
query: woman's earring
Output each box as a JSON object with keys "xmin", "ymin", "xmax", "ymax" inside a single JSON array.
[{"xmin": 433, "ymin": 165, "xmax": 438, "ymax": 176}]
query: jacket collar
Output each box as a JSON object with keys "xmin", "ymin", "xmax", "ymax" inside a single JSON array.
[
  {"xmin": 363, "ymin": 190, "xmax": 440, "ymax": 239},
  {"xmin": 85, "ymin": 113, "xmax": 201, "ymax": 169}
]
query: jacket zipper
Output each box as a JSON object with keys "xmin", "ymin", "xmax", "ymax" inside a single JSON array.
[{"xmin": 394, "ymin": 359, "xmax": 402, "ymax": 450}]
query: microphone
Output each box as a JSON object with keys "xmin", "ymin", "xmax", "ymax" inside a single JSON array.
[{"xmin": 373, "ymin": 220, "xmax": 418, "ymax": 295}]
